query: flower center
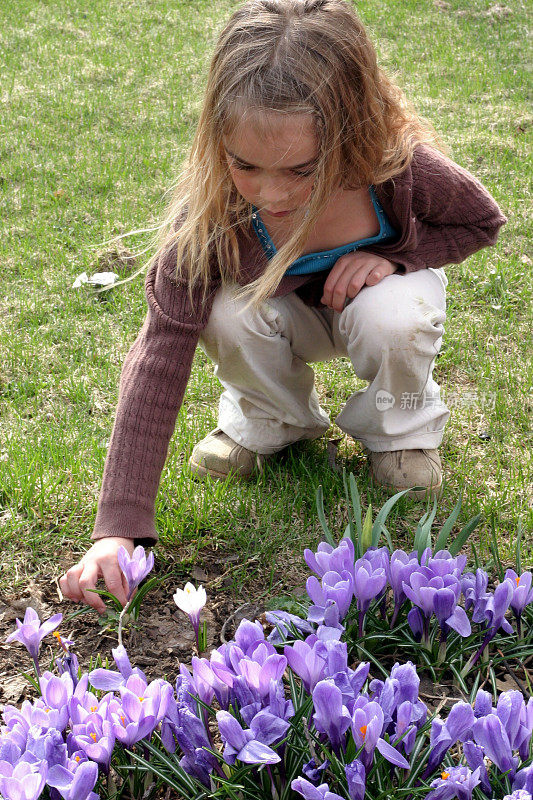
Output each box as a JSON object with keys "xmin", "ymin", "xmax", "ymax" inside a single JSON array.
[
  {"xmin": 90, "ymin": 733, "xmax": 97, "ymax": 742},
  {"xmin": 516, "ymin": 576, "xmax": 520, "ymax": 586},
  {"xmin": 441, "ymin": 772, "xmax": 449, "ymax": 780},
  {"xmin": 359, "ymin": 725, "xmax": 367, "ymax": 739},
  {"xmin": 90, "ymin": 706, "xmax": 97, "ymax": 712}
]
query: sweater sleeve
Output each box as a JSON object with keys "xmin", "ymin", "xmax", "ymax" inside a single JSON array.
[
  {"xmin": 392, "ymin": 146, "xmax": 508, "ymax": 273},
  {"xmin": 91, "ymin": 243, "xmax": 220, "ymax": 546}
]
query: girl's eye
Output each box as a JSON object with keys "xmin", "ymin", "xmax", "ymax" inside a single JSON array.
[{"xmin": 231, "ymin": 161, "xmax": 315, "ymax": 178}]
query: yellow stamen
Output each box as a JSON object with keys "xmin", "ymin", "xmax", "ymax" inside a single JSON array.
[
  {"xmin": 90, "ymin": 733, "xmax": 97, "ymax": 742},
  {"xmin": 120, "ymin": 715, "xmax": 126, "ymax": 725},
  {"xmin": 52, "ymin": 630, "xmax": 68, "ymax": 652},
  {"xmin": 90, "ymin": 706, "xmax": 97, "ymax": 712},
  {"xmin": 75, "ymin": 756, "xmax": 80, "ymax": 762},
  {"xmin": 441, "ymin": 772, "xmax": 449, "ymax": 780},
  {"xmin": 139, "ymin": 696, "xmax": 144, "ymax": 702},
  {"xmin": 359, "ymin": 725, "xmax": 367, "ymax": 739},
  {"xmin": 45, "ymin": 708, "xmax": 50, "ymax": 713},
  {"xmin": 516, "ymin": 576, "xmax": 520, "ymax": 586}
]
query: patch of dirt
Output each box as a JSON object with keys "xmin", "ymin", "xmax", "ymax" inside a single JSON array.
[{"xmin": 0, "ymin": 548, "xmax": 275, "ymax": 707}]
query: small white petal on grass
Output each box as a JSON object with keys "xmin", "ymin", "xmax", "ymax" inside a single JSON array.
[
  {"xmin": 72, "ymin": 272, "xmax": 89, "ymax": 288},
  {"xmin": 88, "ymin": 271, "xmax": 119, "ymax": 286}
]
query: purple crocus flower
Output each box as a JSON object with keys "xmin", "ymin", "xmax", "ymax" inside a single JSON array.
[
  {"xmin": 266, "ymin": 610, "xmax": 314, "ymax": 644},
  {"xmin": 513, "ymin": 765, "xmax": 533, "ymax": 794},
  {"xmin": 291, "ymin": 777, "xmax": 345, "ymax": 800},
  {"xmin": 425, "ymin": 766, "xmax": 481, "ymax": 800},
  {"xmin": 89, "ymin": 644, "xmax": 147, "ymax": 691},
  {"xmin": 237, "ymin": 652, "xmax": 287, "ymax": 700},
  {"xmin": 109, "ymin": 673, "xmax": 173, "ymax": 747},
  {"xmin": 47, "ymin": 758, "xmax": 99, "ymax": 800},
  {"xmin": 70, "ymin": 714, "xmax": 115, "ymax": 769},
  {"xmin": 463, "ymin": 740, "xmax": 491, "ymax": 794},
  {"xmin": 284, "ymin": 638, "xmax": 327, "ymax": 694},
  {"xmin": 216, "ymin": 709, "xmax": 285, "ymax": 765},
  {"xmin": 472, "ymin": 580, "xmax": 514, "ymax": 633},
  {"xmin": 0, "ymin": 758, "xmax": 48, "ymax": 800},
  {"xmin": 0, "ymin": 736, "xmax": 22, "ymax": 765},
  {"xmin": 428, "ymin": 550, "xmax": 467, "ymax": 579},
  {"xmin": 38, "ymin": 671, "xmax": 75, "ymax": 732},
  {"xmin": 495, "ymin": 691, "xmax": 533, "ymax": 759},
  {"xmin": 352, "ymin": 557, "xmax": 387, "ymax": 637},
  {"xmin": 463, "ymin": 581, "xmax": 515, "ymax": 675},
  {"xmin": 461, "ymin": 569, "xmax": 489, "ymax": 612},
  {"xmin": 302, "ymin": 758, "xmax": 329, "ymax": 784},
  {"xmin": 191, "ymin": 655, "xmax": 231, "ymax": 709},
  {"xmin": 403, "ymin": 571, "xmax": 470, "ymax": 639},
  {"xmin": 25, "ymin": 726, "xmax": 66, "ymax": 768},
  {"xmin": 312, "ymin": 679, "xmax": 351, "ymax": 755},
  {"xmin": 388, "ymin": 550, "xmax": 420, "ymax": 626},
  {"xmin": 353, "ymin": 558, "xmax": 387, "ymax": 615},
  {"xmin": 304, "ymin": 537, "xmax": 356, "ymax": 581},
  {"xmin": 345, "ymin": 758, "xmax": 366, "ymax": 800},
  {"xmin": 472, "ymin": 712, "xmax": 517, "ymax": 776},
  {"xmin": 504, "ymin": 569, "xmax": 533, "ymax": 635},
  {"xmin": 473, "ymin": 688, "xmax": 493, "ymax": 718},
  {"xmin": 5, "ymin": 608, "xmax": 62, "ymax": 667},
  {"xmin": 118, "ymin": 545, "xmax": 154, "ymax": 600},
  {"xmin": 503, "ymin": 792, "xmax": 533, "ymax": 800},
  {"xmin": 426, "ymin": 701, "xmax": 475, "ymax": 774},
  {"xmin": 234, "ymin": 618, "xmax": 266, "ymax": 652},
  {"xmin": 351, "ymin": 696, "xmax": 409, "ymax": 772},
  {"xmin": 307, "ymin": 570, "xmax": 354, "ymax": 629}
]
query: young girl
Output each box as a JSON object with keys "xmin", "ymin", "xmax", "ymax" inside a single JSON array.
[{"xmin": 60, "ymin": 0, "xmax": 506, "ymax": 613}]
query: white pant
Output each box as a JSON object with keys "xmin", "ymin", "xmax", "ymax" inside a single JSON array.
[{"xmin": 199, "ymin": 268, "xmax": 449, "ymax": 454}]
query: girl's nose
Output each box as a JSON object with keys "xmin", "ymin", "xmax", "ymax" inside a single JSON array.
[{"xmin": 258, "ymin": 176, "xmax": 290, "ymax": 204}]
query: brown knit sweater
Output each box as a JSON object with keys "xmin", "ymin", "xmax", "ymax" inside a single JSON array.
[{"xmin": 92, "ymin": 145, "xmax": 507, "ymax": 545}]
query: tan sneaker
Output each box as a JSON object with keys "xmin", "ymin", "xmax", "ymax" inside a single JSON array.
[
  {"xmin": 189, "ymin": 428, "xmax": 270, "ymax": 480},
  {"xmin": 365, "ymin": 447, "xmax": 443, "ymax": 500}
]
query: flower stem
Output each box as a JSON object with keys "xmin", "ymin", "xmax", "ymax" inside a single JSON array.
[
  {"xmin": 32, "ymin": 655, "xmax": 41, "ymax": 684},
  {"xmin": 461, "ymin": 630, "xmax": 494, "ymax": 679},
  {"xmin": 118, "ymin": 598, "xmax": 133, "ymax": 649}
]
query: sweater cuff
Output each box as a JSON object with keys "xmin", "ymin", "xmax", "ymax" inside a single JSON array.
[{"xmin": 92, "ymin": 503, "xmax": 158, "ymax": 545}]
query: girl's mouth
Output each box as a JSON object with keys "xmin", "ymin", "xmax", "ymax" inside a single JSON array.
[{"xmin": 263, "ymin": 208, "xmax": 296, "ymax": 218}]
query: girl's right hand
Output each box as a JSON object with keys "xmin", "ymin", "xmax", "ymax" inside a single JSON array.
[{"xmin": 59, "ymin": 537, "xmax": 134, "ymax": 615}]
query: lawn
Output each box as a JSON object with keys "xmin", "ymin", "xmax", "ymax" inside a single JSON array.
[{"xmin": 0, "ymin": 0, "xmax": 531, "ymax": 611}]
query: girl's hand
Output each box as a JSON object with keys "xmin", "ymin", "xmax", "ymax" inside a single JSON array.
[
  {"xmin": 321, "ymin": 253, "xmax": 398, "ymax": 312},
  {"xmin": 59, "ymin": 537, "xmax": 134, "ymax": 615}
]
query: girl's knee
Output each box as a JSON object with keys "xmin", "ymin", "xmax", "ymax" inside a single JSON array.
[
  {"xmin": 202, "ymin": 284, "xmax": 279, "ymax": 347},
  {"xmin": 339, "ymin": 290, "xmax": 445, "ymax": 347}
]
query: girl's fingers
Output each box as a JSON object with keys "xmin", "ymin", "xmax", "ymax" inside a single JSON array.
[
  {"xmin": 365, "ymin": 265, "xmax": 385, "ymax": 286},
  {"xmin": 329, "ymin": 262, "xmax": 374, "ymax": 311},
  {"xmin": 60, "ymin": 565, "xmax": 84, "ymax": 603},
  {"xmin": 78, "ymin": 562, "xmax": 106, "ymax": 613},
  {"xmin": 101, "ymin": 562, "xmax": 129, "ymax": 609},
  {"xmin": 321, "ymin": 260, "xmax": 349, "ymax": 307}
]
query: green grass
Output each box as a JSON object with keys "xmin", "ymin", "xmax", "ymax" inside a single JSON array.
[{"xmin": 0, "ymin": 0, "xmax": 531, "ymax": 597}]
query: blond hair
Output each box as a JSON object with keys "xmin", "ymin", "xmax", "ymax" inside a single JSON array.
[{"xmin": 106, "ymin": 0, "xmax": 449, "ymax": 307}]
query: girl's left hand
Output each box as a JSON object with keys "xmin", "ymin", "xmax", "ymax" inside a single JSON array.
[{"xmin": 321, "ymin": 253, "xmax": 398, "ymax": 312}]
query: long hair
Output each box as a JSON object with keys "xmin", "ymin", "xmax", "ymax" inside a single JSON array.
[{"xmin": 107, "ymin": 0, "xmax": 449, "ymax": 306}]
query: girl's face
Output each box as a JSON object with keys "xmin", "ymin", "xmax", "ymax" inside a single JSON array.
[{"xmin": 222, "ymin": 111, "xmax": 318, "ymax": 220}]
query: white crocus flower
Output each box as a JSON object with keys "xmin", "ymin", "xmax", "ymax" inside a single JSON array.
[{"xmin": 173, "ymin": 582, "xmax": 207, "ymax": 636}]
